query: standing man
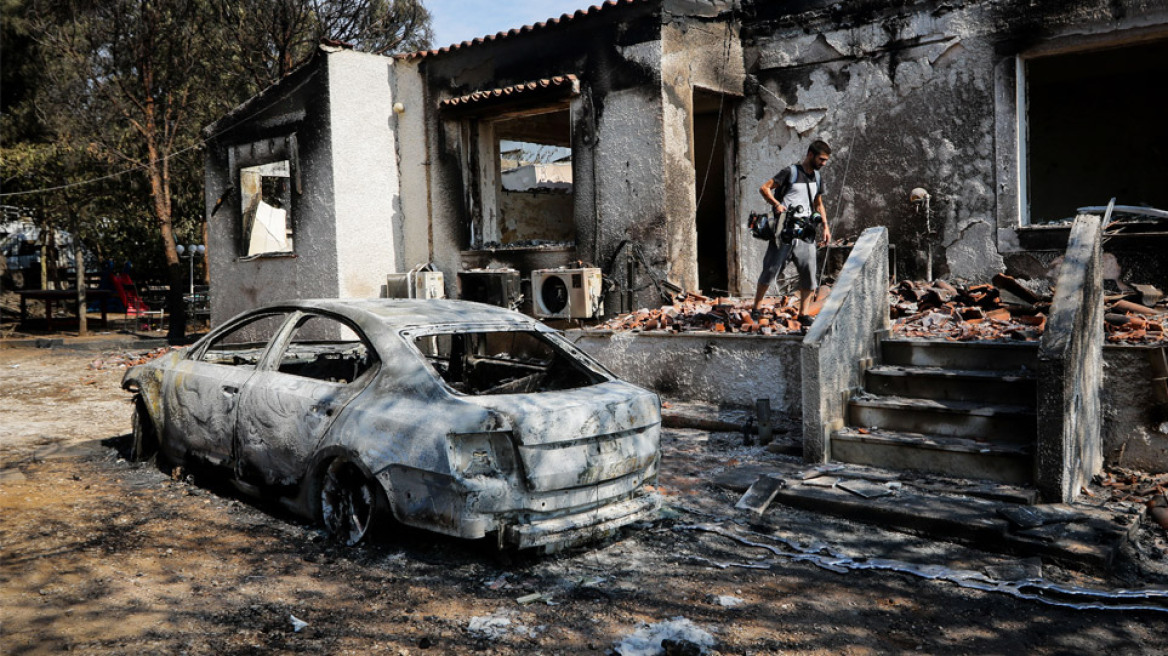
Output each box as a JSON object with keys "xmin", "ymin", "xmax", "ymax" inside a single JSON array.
[{"xmin": 753, "ymin": 139, "xmax": 831, "ymax": 325}]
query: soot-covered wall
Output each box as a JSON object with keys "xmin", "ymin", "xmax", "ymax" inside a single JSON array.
[{"xmin": 736, "ymin": 0, "xmax": 1168, "ymax": 289}]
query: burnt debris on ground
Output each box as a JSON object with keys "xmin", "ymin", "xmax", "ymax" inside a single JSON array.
[{"xmin": 596, "ymin": 289, "xmax": 830, "ymax": 335}]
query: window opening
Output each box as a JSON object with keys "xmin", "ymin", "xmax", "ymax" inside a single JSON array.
[
  {"xmin": 484, "ymin": 107, "xmax": 574, "ymax": 247},
  {"xmin": 241, "ymin": 160, "xmax": 293, "ymax": 256},
  {"xmin": 413, "ymin": 330, "xmax": 603, "ymax": 395},
  {"xmin": 276, "ymin": 314, "xmax": 375, "ymax": 384},
  {"xmin": 1024, "ymin": 39, "xmax": 1168, "ymax": 224},
  {"xmin": 200, "ymin": 313, "xmax": 289, "ymax": 367}
]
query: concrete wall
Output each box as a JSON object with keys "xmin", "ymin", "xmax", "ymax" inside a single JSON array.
[
  {"xmin": 498, "ymin": 191, "xmax": 574, "ymax": 243},
  {"xmin": 391, "ymin": 58, "xmax": 436, "ymax": 276},
  {"xmin": 1037, "ymin": 213, "xmax": 1104, "ymax": 502},
  {"xmin": 204, "ymin": 57, "xmax": 340, "ymax": 326},
  {"xmin": 736, "ymin": 0, "xmax": 1168, "ymax": 291},
  {"xmin": 801, "ymin": 227, "xmax": 890, "ymax": 463},
  {"xmin": 328, "ymin": 51, "xmax": 403, "ymax": 298},
  {"xmin": 567, "ymin": 329, "xmax": 803, "ymax": 411},
  {"xmin": 1102, "ymin": 346, "xmax": 1168, "ymax": 473}
]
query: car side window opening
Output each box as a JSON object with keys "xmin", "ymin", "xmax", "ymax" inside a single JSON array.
[
  {"xmin": 413, "ymin": 330, "xmax": 602, "ymax": 395},
  {"xmin": 200, "ymin": 313, "xmax": 289, "ymax": 368},
  {"xmin": 276, "ymin": 314, "xmax": 375, "ymax": 384}
]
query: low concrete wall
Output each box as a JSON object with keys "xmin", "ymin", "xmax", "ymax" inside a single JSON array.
[
  {"xmin": 1037, "ymin": 213, "xmax": 1105, "ymax": 503},
  {"xmin": 566, "ymin": 330, "xmax": 803, "ymax": 411},
  {"xmin": 1102, "ymin": 345, "xmax": 1168, "ymax": 473},
  {"xmin": 801, "ymin": 227, "xmax": 890, "ymax": 464}
]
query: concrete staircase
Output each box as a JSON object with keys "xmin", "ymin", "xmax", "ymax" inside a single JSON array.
[{"xmin": 831, "ymin": 337, "xmax": 1040, "ymax": 485}]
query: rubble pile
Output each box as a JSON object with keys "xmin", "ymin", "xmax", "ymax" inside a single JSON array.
[
  {"xmin": 1096, "ymin": 467, "xmax": 1168, "ymax": 530},
  {"xmin": 892, "ymin": 275, "xmax": 1168, "ymax": 343},
  {"xmin": 890, "ymin": 274, "xmax": 1051, "ymax": 341},
  {"xmin": 88, "ymin": 346, "xmax": 179, "ymax": 370},
  {"xmin": 1104, "ymin": 288, "xmax": 1168, "ymax": 344},
  {"xmin": 597, "ymin": 287, "xmax": 830, "ymax": 335}
]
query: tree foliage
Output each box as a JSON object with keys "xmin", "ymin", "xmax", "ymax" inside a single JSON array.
[{"xmin": 2, "ymin": 0, "xmax": 431, "ymax": 338}]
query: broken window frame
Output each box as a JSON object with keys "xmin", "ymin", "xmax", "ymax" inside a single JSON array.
[
  {"xmin": 441, "ymin": 78, "xmax": 582, "ymax": 250},
  {"xmin": 229, "ymin": 134, "xmax": 302, "ymax": 259},
  {"xmin": 270, "ymin": 312, "xmax": 380, "ymax": 385},
  {"xmin": 195, "ymin": 311, "xmax": 292, "ymax": 368},
  {"xmin": 1014, "ymin": 36, "xmax": 1168, "ymax": 227},
  {"xmin": 403, "ymin": 324, "xmax": 610, "ymax": 396}
]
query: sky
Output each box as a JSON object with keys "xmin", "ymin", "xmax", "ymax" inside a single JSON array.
[{"xmin": 425, "ymin": 0, "xmax": 597, "ymax": 50}]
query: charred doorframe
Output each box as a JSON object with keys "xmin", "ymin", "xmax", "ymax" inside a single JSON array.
[
  {"xmin": 996, "ymin": 26, "xmax": 1168, "ymax": 241},
  {"xmin": 691, "ymin": 86, "xmax": 740, "ymax": 295}
]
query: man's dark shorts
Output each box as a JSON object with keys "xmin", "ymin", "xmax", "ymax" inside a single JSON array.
[{"xmin": 758, "ymin": 237, "xmax": 816, "ymax": 290}]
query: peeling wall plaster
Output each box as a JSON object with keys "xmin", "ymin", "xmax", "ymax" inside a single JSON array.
[{"xmin": 737, "ymin": 0, "xmax": 1167, "ymax": 289}]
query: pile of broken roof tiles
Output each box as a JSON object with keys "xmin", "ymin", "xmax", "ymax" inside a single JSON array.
[
  {"xmin": 890, "ymin": 274, "xmax": 1052, "ymax": 341},
  {"xmin": 1094, "ymin": 467, "xmax": 1168, "ymax": 530},
  {"xmin": 892, "ymin": 274, "xmax": 1168, "ymax": 343},
  {"xmin": 1104, "ymin": 288, "xmax": 1168, "ymax": 344},
  {"xmin": 596, "ymin": 287, "xmax": 831, "ymax": 335}
]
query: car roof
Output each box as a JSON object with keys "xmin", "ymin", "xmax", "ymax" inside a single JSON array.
[{"xmin": 269, "ymin": 298, "xmax": 541, "ymax": 330}]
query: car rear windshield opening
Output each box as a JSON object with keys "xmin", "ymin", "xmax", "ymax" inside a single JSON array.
[{"xmin": 413, "ymin": 331, "xmax": 604, "ymax": 395}]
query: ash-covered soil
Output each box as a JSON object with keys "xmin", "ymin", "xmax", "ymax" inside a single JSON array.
[{"xmin": 3, "ymin": 348, "xmax": 1167, "ymax": 655}]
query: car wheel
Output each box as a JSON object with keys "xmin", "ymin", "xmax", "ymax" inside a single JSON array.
[
  {"xmin": 320, "ymin": 458, "xmax": 382, "ymax": 546},
  {"xmin": 130, "ymin": 396, "xmax": 159, "ymax": 462}
]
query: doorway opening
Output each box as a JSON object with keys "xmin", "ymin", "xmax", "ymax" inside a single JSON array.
[{"xmin": 693, "ymin": 88, "xmax": 733, "ymax": 296}]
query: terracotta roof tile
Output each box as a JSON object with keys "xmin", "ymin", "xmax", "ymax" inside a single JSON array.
[
  {"xmin": 399, "ymin": 0, "xmax": 653, "ymax": 60},
  {"xmin": 439, "ymin": 75, "xmax": 580, "ymax": 110}
]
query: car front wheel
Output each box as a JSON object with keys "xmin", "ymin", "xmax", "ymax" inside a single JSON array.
[
  {"xmin": 129, "ymin": 396, "xmax": 159, "ymax": 462},
  {"xmin": 320, "ymin": 458, "xmax": 383, "ymax": 546}
]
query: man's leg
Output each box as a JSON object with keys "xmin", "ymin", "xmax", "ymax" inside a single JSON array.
[
  {"xmin": 752, "ymin": 282, "xmax": 769, "ymax": 310},
  {"xmin": 798, "ymin": 287, "xmax": 813, "ymax": 315},
  {"xmin": 753, "ymin": 239, "xmax": 791, "ymax": 310},
  {"xmin": 792, "ymin": 239, "xmax": 818, "ymax": 322}
]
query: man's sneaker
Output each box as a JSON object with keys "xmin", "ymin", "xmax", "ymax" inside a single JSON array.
[
  {"xmin": 799, "ymin": 314, "xmax": 815, "ymax": 326},
  {"xmin": 750, "ymin": 309, "xmax": 762, "ymax": 321}
]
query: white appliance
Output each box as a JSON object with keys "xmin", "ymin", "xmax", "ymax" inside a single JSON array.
[
  {"xmin": 386, "ymin": 268, "xmax": 445, "ymax": 299},
  {"xmin": 531, "ymin": 267, "xmax": 603, "ymax": 319}
]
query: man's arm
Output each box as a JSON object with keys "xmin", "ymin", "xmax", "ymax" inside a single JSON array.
[
  {"xmin": 760, "ymin": 178, "xmax": 786, "ymax": 214},
  {"xmin": 815, "ymin": 194, "xmax": 831, "ymax": 246}
]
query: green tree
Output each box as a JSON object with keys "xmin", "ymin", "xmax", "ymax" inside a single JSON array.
[{"xmin": 6, "ymin": 0, "xmax": 431, "ymax": 342}]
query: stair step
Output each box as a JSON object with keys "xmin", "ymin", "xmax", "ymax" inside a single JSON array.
[
  {"xmin": 848, "ymin": 395, "xmax": 1036, "ymax": 442},
  {"xmin": 881, "ymin": 338, "xmax": 1039, "ymax": 372},
  {"xmin": 832, "ymin": 428, "xmax": 1032, "ymax": 485},
  {"xmin": 865, "ymin": 365, "xmax": 1037, "ymax": 404}
]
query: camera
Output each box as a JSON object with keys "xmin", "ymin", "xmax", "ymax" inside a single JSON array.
[{"xmin": 780, "ymin": 206, "xmax": 817, "ymax": 243}]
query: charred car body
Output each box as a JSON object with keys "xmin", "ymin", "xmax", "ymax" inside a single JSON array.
[{"xmin": 123, "ymin": 299, "xmax": 661, "ymax": 550}]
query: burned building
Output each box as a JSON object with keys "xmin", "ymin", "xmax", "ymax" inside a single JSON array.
[{"xmin": 204, "ymin": 0, "xmax": 1166, "ymax": 322}]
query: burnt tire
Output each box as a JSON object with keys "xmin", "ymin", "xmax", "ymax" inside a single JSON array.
[
  {"xmin": 319, "ymin": 458, "xmax": 383, "ymax": 546},
  {"xmin": 129, "ymin": 396, "xmax": 159, "ymax": 462}
]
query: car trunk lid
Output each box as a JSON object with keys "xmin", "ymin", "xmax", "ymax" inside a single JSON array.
[{"xmin": 468, "ymin": 383, "xmax": 660, "ymax": 492}]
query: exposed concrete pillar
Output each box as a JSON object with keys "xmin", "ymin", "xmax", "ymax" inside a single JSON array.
[{"xmin": 1037, "ymin": 213, "xmax": 1104, "ymax": 503}]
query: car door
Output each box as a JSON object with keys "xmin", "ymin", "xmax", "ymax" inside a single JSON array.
[
  {"xmin": 232, "ymin": 312, "xmax": 379, "ymax": 486},
  {"xmin": 163, "ymin": 311, "xmax": 292, "ymax": 464}
]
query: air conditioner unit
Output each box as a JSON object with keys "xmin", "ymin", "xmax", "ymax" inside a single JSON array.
[
  {"xmin": 386, "ymin": 269, "xmax": 445, "ymax": 299},
  {"xmin": 531, "ymin": 267, "xmax": 603, "ymax": 319},
  {"xmin": 458, "ymin": 269, "xmax": 522, "ymax": 310}
]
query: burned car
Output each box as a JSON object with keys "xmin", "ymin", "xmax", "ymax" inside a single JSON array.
[{"xmin": 123, "ymin": 299, "xmax": 661, "ymax": 550}]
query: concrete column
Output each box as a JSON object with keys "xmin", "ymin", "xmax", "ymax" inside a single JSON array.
[{"xmin": 1037, "ymin": 213, "xmax": 1104, "ymax": 503}]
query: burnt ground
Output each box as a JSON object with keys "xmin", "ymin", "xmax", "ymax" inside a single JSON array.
[{"xmin": 3, "ymin": 347, "xmax": 1168, "ymax": 655}]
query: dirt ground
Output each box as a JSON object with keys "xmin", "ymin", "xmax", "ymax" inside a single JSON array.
[{"xmin": 3, "ymin": 347, "xmax": 1168, "ymax": 655}]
